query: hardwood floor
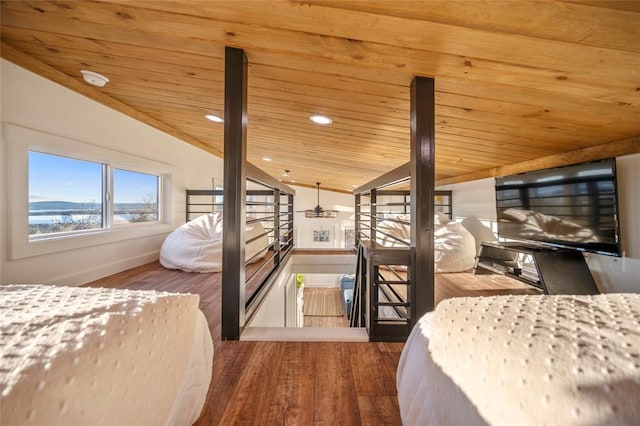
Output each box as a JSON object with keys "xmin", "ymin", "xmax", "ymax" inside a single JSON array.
[
  {"xmin": 303, "ymin": 287, "xmax": 350, "ymax": 328},
  {"xmin": 436, "ymin": 271, "xmax": 542, "ymax": 303},
  {"xmin": 86, "ymin": 261, "xmax": 541, "ymax": 424},
  {"xmin": 304, "ymin": 315, "xmax": 350, "ymax": 327}
]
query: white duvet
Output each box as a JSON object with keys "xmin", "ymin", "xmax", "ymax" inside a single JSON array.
[
  {"xmin": 160, "ymin": 212, "xmax": 269, "ymax": 273},
  {"xmin": 398, "ymin": 293, "xmax": 640, "ymax": 425},
  {"xmin": 0, "ymin": 284, "xmax": 213, "ymax": 426}
]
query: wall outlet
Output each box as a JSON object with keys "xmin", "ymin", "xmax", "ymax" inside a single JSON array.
[{"xmin": 607, "ymin": 256, "xmax": 625, "ymax": 272}]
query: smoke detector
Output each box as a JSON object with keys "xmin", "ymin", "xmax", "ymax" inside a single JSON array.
[{"xmin": 80, "ymin": 70, "xmax": 109, "ymax": 87}]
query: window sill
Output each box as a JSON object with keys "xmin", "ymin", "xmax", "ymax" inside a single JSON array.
[{"xmin": 11, "ymin": 222, "xmax": 173, "ymax": 260}]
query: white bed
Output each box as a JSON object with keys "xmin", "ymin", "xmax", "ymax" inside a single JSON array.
[
  {"xmin": 397, "ymin": 293, "xmax": 640, "ymax": 425},
  {"xmin": 0, "ymin": 284, "xmax": 213, "ymax": 426}
]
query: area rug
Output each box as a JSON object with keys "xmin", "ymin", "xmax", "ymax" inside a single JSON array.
[{"xmin": 303, "ymin": 287, "xmax": 344, "ymax": 317}]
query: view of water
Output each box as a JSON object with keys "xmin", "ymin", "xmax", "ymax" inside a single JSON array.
[{"xmin": 29, "ymin": 214, "xmax": 141, "ymax": 225}]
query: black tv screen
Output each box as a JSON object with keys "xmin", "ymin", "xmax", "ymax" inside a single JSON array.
[{"xmin": 495, "ymin": 158, "xmax": 622, "ymax": 256}]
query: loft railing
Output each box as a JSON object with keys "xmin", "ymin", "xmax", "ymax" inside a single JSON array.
[
  {"xmin": 356, "ymin": 189, "xmax": 452, "ymax": 247},
  {"xmin": 351, "ymin": 164, "xmax": 413, "ymax": 341},
  {"xmin": 352, "ymin": 162, "xmax": 445, "ymax": 341},
  {"xmin": 186, "ymin": 163, "xmax": 295, "ymax": 328}
]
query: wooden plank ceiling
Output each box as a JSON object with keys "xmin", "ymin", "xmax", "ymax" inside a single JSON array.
[{"xmin": 1, "ymin": 0, "xmax": 639, "ymax": 192}]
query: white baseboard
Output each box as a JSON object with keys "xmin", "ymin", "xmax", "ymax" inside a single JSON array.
[
  {"xmin": 241, "ymin": 326, "xmax": 368, "ymax": 342},
  {"xmin": 49, "ymin": 251, "xmax": 160, "ymax": 287}
]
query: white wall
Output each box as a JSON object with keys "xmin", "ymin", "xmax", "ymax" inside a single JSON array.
[
  {"xmin": 247, "ymin": 254, "xmax": 357, "ymax": 329},
  {"xmin": 1, "ymin": 60, "xmax": 224, "ymax": 285},
  {"xmin": 246, "ymin": 258, "xmax": 295, "ymax": 327},
  {"xmin": 584, "ymin": 153, "xmax": 640, "ymax": 293},
  {"xmin": 439, "ymin": 177, "xmax": 496, "ymax": 221},
  {"xmin": 291, "ymin": 185, "xmax": 355, "ymax": 249},
  {"xmin": 441, "ymin": 154, "xmax": 640, "ymax": 293},
  {"xmin": 301, "ymin": 273, "xmax": 343, "ymax": 287}
]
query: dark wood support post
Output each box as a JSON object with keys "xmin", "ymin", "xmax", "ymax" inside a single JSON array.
[
  {"xmin": 410, "ymin": 76, "xmax": 436, "ymax": 327},
  {"xmin": 222, "ymin": 47, "xmax": 248, "ymax": 340}
]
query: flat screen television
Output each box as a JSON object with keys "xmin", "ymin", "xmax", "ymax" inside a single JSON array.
[{"xmin": 495, "ymin": 158, "xmax": 622, "ymax": 257}]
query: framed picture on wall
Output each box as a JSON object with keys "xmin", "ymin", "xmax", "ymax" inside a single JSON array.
[
  {"xmin": 313, "ymin": 228, "xmax": 331, "ymax": 243},
  {"xmin": 344, "ymin": 227, "xmax": 356, "ymax": 250}
]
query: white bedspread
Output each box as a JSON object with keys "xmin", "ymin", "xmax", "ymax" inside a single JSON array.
[
  {"xmin": 398, "ymin": 294, "xmax": 640, "ymax": 425},
  {"xmin": 0, "ymin": 285, "xmax": 213, "ymax": 426}
]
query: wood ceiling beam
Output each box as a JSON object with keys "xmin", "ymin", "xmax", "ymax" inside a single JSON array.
[
  {"xmin": 435, "ymin": 135, "xmax": 640, "ymax": 186},
  {"xmin": 0, "ymin": 42, "xmax": 223, "ymax": 157}
]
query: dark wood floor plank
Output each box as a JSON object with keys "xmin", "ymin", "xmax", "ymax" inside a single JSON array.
[
  {"xmin": 219, "ymin": 341, "xmax": 284, "ymax": 424},
  {"xmin": 358, "ymin": 396, "xmax": 403, "ymax": 425},
  {"xmin": 265, "ymin": 341, "xmax": 317, "ymax": 425},
  {"xmin": 314, "ymin": 342, "xmax": 362, "ymax": 425},
  {"xmin": 196, "ymin": 341, "xmax": 257, "ymax": 423},
  {"xmin": 350, "ymin": 343, "xmax": 388, "ymax": 397}
]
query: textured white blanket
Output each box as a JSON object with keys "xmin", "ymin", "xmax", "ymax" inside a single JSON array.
[
  {"xmin": 428, "ymin": 294, "xmax": 640, "ymax": 425},
  {"xmin": 0, "ymin": 285, "xmax": 213, "ymax": 426}
]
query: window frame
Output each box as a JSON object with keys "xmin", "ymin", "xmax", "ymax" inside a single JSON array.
[
  {"xmin": 28, "ymin": 151, "xmax": 106, "ymax": 237},
  {"xmin": 110, "ymin": 167, "xmax": 162, "ymax": 227},
  {"xmin": 6, "ymin": 124, "xmax": 173, "ymax": 260}
]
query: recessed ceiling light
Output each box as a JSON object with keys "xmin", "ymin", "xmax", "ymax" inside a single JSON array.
[
  {"xmin": 262, "ymin": 157, "xmax": 272, "ymax": 162},
  {"xmin": 205, "ymin": 114, "xmax": 223, "ymax": 123},
  {"xmin": 310, "ymin": 114, "xmax": 332, "ymax": 125},
  {"xmin": 80, "ymin": 70, "xmax": 109, "ymax": 87},
  {"xmin": 351, "ymin": 185, "xmax": 358, "ymax": 188},
  {"xmin": 290, "ymin": 180, "xmax": 296, "ymax": 183}
]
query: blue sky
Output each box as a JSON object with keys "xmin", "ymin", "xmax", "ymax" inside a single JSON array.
[
  {"xmin": 114, "ymin": 168, "xmax": 158, "ymax": 204},
  {"xmin": 29, "ymin": 151, "xmax": 157, "ymax": 204}
]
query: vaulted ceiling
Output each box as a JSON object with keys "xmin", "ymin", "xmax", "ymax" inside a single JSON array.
[{"xmin": 2, "ymin": 1, "xmax": 639, "ymax": 192}]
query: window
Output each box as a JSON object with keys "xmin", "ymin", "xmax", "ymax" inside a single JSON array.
[
  {"xmin": 29, "ymin": 152, "xmax": 104, "ymax": 236},
  {"xmin": 113, "ymin": 169, "xmax": 159, "ymax": 224},
  {"xmin": 7, "ymin": 124, "xmax": 173, "ymax": 260},
  {"xmin": 28, "ymin": 151, "xmax": 162, "ymax": 238}
]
